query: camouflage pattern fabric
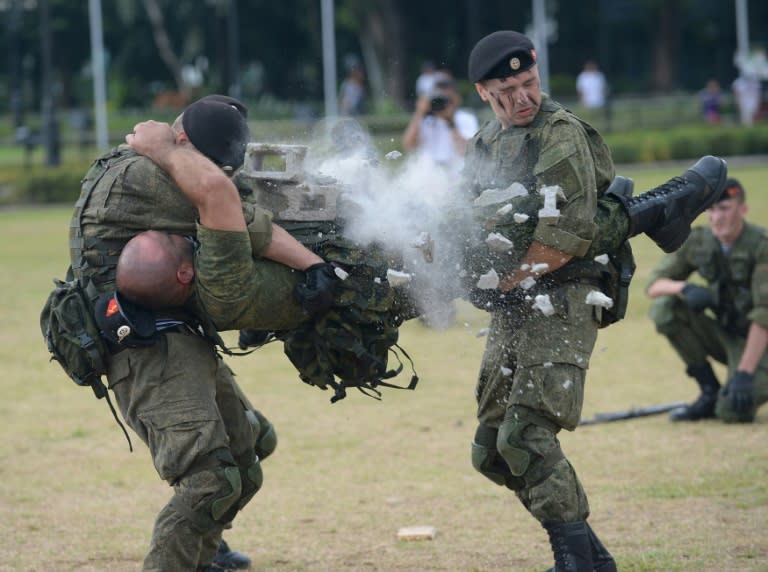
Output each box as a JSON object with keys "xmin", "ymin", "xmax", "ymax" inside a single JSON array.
[
  {"xmin": 278, "ymin": 222, "xmax": 417, "ymax": 402},
  {"xmin": 69, "ymin": 145, "xmax": 276, "ymax": 571},
  {"xmin": 464, "ymin": 96, "xmax": 618, "ymax": 524},
  {"xmin": 648, "ymin": 223, "xmax": 768, "ymax": 421}
]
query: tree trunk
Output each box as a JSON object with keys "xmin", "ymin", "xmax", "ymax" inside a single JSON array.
[
  {"xmin": 359, "ymin": 0, "xmax": 406, "ymax": 110},
  {"xmin": 653, "ymin": 0, "xmax": 679, "ymax": 92},
  {"xmin": 142, "ymin": 0, "xmax": 185, "ymax": 92}
]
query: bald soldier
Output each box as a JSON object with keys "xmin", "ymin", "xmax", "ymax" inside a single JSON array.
[
  {"xmin": 69, "ymin": 95, "xmax": 337, "ymax": 571},
  {"xmin": 114, "ymin": 120, "xmax": 311, "ymax": 334}
]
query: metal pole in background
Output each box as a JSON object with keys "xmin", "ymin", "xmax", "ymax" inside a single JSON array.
[
  {"xmin": 321, "ymin": 0, "xmax": 338, "ymax": 118},
  {"xmin": 532, "ymin": 0, "xmax": 550, "ymax": 94},
  {"xmin": 39, "ymin": 0, "xmax": 60, "ymax": 166},
  {"xmin": 88, "ymin": 0, "xmax": 109, "ymax": 150},
  {"xmin": 7, "ymin": 0, "xmax": 24, "ymax": 129},
  {"xmin": 735, "ymin": 0, "xmax": 749, "ymax": 61},
  {"xmin": 227, "ymin": 0, "xmax": 241, "ymax": 99}
]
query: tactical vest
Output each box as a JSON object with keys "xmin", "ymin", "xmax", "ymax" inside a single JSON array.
[
  {"xmin": 70, "ymin": 146, "xmax": 199, "ymax": 293},
  {"xmin": 692, "ymin": 224, "xmax": 765, "ymax": 336},
  {"xmin": 461, "ymin": 97, "xmax": 633, "ymax": 323},
  {"xmin": 462, "ymin": 97, "xmax": 613, "ymax": 199}
]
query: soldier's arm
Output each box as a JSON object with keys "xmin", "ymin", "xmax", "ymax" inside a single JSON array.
[
  {"xmin": 646, "ymin": 277, "xmax": 687, "ymax": 298},
  {"xmin": 127, "ymin": 120, "xmax": 245, "ymax": 231},
  {"xmin": 498, "ymin": 242, "xmax": 571, "ymax": 291},
  {"xmin": 736, "ymin": 322, "xmax": 768, "ymax": 374},
  {"xmin": 499, "ymin": 120, "xmax": 596, "ymax": 291},
  {"xmin": 127, "ymin": 120, "xmax": 323, "ymax": 270}
]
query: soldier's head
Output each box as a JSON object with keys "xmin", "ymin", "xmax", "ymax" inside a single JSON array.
[
  {"xmin": 172, "ymin": 94, "xmax": 250, "ymax": 176},
  {"xmin": 468, "ymin": 30, "xmax": 541, "ymax": 129},
  {"xmin": 708, "ymin": 178, "xmax": 747, "ymax": 245},
  {"xmin": 116, "ymin": 230, "xmax": 195, "ymax": 309}
]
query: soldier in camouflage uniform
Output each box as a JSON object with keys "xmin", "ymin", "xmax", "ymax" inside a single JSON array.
[
  {"xmin": 70, "ymin": 96, "xmax": 335, "ymax": 572},
  {"xmin": 117, "ymin": 121, "xmax": 414, "ymax": 405},
  {"xmin": 115, "ymin": 120, "xmax": 309, "ymax": 333},
  {"xmin": 647, "ymin": 178, "xmax": 768, "ymax": 423},
  {"xmin": 462, "ymin": 31, "xmax": 727, "ymax": 571}
]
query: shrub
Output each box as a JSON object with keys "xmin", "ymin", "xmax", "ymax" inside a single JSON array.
[{"xmin": 0, "ymin": 163, "xmax": 87, "ymax": 206}]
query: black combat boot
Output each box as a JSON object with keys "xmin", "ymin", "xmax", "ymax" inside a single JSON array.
[
  {"xmin": 212, "ymin": 539, "xmax": 252, "ymax": 570},
  {"xmin": 542, "ymin": 521, "xmax": 594, "ymax": 572},
  {"xmin": 608, "ymin": 155, "xmax": 727, "ymax": 252},
  {"xmin": 586, "ymin": 522, "xmax": 617, "ymax": 572},
  {"xmin": 669, "ymin": 362, "xmax": 721, "ymax": 421}
]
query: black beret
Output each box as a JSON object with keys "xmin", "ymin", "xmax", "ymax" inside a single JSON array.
[
  {"xmin": 182, "ymin": 95, "xmax": 250, "ymax": 172},
  {"xmin": 717, "ymin": 178, "xmax": 745, "ymax": 203},
  {"xmin": 94, "ymin": 291, "xmax": 156, "ymax": 347},
  {"xmin": 468, "ymin": 30, "xmax": 535, "ymax": 83}
]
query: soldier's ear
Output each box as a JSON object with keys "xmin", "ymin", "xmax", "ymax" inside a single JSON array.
[
  {"xmin": 175, "ymin": 130, "xmax": 190, "ymax": 145},
  {"xmin": 177, "ymin": 262, "xmax": 195, "ymax": 285},
  {"xmin": 475, "ymin": 82, "xmax": 489, "ymax": 102}
]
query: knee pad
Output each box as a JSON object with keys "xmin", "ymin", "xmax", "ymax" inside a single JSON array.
[
  {"xmin": 173, "ymin": 448, "xmax": 243, "ymax": 534},
  {"xmin": 496, "ymin": 408, "xmax": 564, "ymax": 488},
  {"xmin": 246, "ymin": 409, "xmax": 278, "ymax": 460},
  {"xmin": 235, "ymin": 449, "xmax": 264, "ymax": 511},
  {"xmin": 471, "ymin": 425, "xmax": 525, "ymax": 491}
]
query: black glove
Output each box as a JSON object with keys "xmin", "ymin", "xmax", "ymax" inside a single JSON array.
[
  {"xmin": 238, "ymin": 329, "xmax": 273, "ymax": 350},
  {"xmin": 723, "ymin": 370, "xmax": 754, "ymax": 415},
  {"xmin": 681, "ymin": 283, "xmax": 714, "ymax": 313},
  {"xmin": 294, "ymin": 262, "xmax": 339, "ymax": 316},
  {"xmin": 467, "ymin": 288, "xmax": 518, "ymax": 312}
]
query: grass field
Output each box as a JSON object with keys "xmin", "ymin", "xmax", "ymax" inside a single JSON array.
[{"xmin": 1, "ymin": 159, "xmax": 767, "ymax": 572}]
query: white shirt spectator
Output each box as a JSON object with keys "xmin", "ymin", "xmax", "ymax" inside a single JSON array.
[
  {"xmin": 732, "ymin": 75, "xmax": 762, "ymax": 126},
  {"xmin": 576, "ymin": 62, "xmax": 607, "ymax": 109},
  {"xmin": 417, "ymin": 110, "xmax": 478, "ymax": 175}
]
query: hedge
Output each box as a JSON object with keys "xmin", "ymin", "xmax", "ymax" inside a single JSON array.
[{"xmin": 2, "ymin": 124, "xmax": 767, "ymax": 206}]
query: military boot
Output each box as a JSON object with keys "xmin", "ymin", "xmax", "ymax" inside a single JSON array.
[
  {"xmin": 608, "ymin": 155, "xmax": 727, "ymax": 252},
  {"xmin": 542, "ymin": 521, "xmax": 593, "ymax": 572},
  {"xmin": 212, "ymin": 539, "xmax": 251, "ymax": 570},
  {"xmin": 669, "ymin": 362, "xmax": 720, "ymax": 421},
  {"xmin": 586, "ymin": 522, "xmax": 617, "ymax": 572}
]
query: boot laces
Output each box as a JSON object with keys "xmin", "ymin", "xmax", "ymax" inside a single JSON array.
[
  {"xmin": 636, "ymin": 176, "xmax": 687, "ymax": 203},
  {"xmin": 547, "ymin": 528, "xmax": 576, "ymax": 570}
]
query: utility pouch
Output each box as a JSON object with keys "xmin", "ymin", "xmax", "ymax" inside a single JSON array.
[
  {"xmin": 597, "ymin": 241, "xmax": 636, "ymax": 328},
  {"xmin": 40, "ymin": 275, "xmax": 109, "ymax": 397}
]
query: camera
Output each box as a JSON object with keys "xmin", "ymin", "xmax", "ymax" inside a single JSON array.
[{"xmin": 429, "ymin": 93, "xmax": 450, "ymax": 113}]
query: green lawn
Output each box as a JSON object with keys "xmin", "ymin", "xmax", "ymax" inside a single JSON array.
[{"xmin": 1, "ymin": 159, "xmax": 767, "ymax": 571}]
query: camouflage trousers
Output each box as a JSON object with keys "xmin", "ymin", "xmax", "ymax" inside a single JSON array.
[
  {"xmin": 474, "ymin": 280, "xmax": 600, "ymax": 523},
  {"xmin": 650, "ymin": 295, "xmax": 768, "ymax": 421},
  {"xmin": 107, "ymin": 330, "xmax": 273, "ymax": 571}
]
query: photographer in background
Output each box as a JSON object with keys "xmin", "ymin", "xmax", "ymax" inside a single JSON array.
[{"xmin": 402, "ymin": 72, "xmax": 479, "ymax": 177}]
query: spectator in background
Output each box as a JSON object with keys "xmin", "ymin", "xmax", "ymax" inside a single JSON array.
[
  {"xmin": 340, "ymin": 64, "xmax": 367, "ymax": 116},
  {"xmin": 402, "ymin": 71, "xmax": 479, "ymax": 329},
  {"xmin": 733, "ymin": 74, "xmax": 762, "ymax": 126},
  {"xmin": 402, "ymin": 72, "xmax": 479, "ymax": 177},
  {"xmin": 415, "ymin": 60, "xmax": 437, "ymax": 98},
  {"xmin": 576, "ymin": 60, "xmax": 608, "ymax": 109},
  {"xmin": 700, "ymin": 79, "xmax": 723, "ymax": 124}
]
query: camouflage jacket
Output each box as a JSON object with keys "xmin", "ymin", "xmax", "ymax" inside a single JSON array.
[
  {"xmin": 462, "ymin": 95, "xmax": 615, "ymax": 259},
  {"xmin": 648, "ymin": 223, "xmax": 768, "ymax": 335},
  {"xmin": 69, "ymin": 145, "xmax": 273, "ymax": 292}
]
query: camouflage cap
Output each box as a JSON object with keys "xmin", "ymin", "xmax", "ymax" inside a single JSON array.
[
  {"xmin": 468, "ymin": 30, "xmax": 536, "ymax": 83},
  {"xmin": 182, "ymin": 94, "xmax": 250, "ymax": 173}
]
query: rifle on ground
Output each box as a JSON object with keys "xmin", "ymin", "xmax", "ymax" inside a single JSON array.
[{"xmin": 579, "ymin": 401, "xmax": 689, "ymax": 426}]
